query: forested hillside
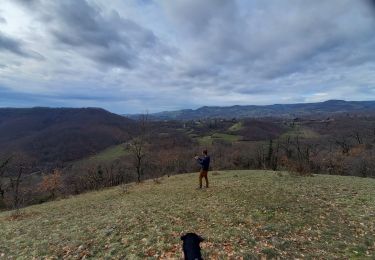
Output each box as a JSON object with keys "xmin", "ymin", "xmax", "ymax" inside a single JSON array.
[{"xmin": 0, "ymin": 108, "xmax": 136, "ymax": 165}]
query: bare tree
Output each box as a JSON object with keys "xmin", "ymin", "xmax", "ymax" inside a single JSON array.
[
  {"xmin": 266, "ymin": 139, "xmax": 280, "ymax": 170},
  {"xmin": 335, "ymin": 137, "xmax": 351, "ymax": 154},
  {"xmin": 5, "ymin": 154, "xmax": 34, "ymax": 211},
  {"xmin": 127, "ymin": 114, "xmax": 149, "ymax": 183},
  {"xmin": 351, "ymin": 131, "xmax": 363, "ymax": 145},
  {"xmin": 269, "ymin": 140, "xmax": 280, "ymax": 171},
  {"xmin": 9, "ymin": 164, "xmax": 24, "ymax": 210},
  {"xmin": 281, "ymin": 136, "xmax": 293, "ymax": 159},
  {"xmin": 0, "ymin": 157, "xmax": 11, "ymax": 200},
  {"xmin": 292, "ymin": 136, "xmax": 313, "ymax": 175},
  {"xmin": 255, "ymin": 143, "xmax": 266, "ymax": 169}
]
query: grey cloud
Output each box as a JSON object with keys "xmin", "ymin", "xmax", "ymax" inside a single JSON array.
[
  {"xmin": 166, "ymin": 0, "xmax": 375, "ymax": 81},
  {"xmin": 0, "ymin": 30, "xmax": 44, "ymax": 60},
  {"xmin": 14, "ymin": 0, "xmax": 162, "ymax": 68},
  {"xmin": 49, "ymin": 1, "xmax": 121, "ymax": 48},
  {"xmin": 163, "ymin": 0, "xmax": 237, "ymax": 36},
  {"xmin": 0, "ymin": 32, "xmax": 30, "ymax": 57},
  {"xmin": 368, "ymin": 0, "xmax": 375, "ymax": 10},
  {"xmin": 13, "ymin": 0, "xmax": 40, "ymax": 6}
]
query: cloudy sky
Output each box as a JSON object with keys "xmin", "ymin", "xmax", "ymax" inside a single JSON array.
[{"xmin": 0, "ymin": 0, "xmax": 374, "ymax": 113}]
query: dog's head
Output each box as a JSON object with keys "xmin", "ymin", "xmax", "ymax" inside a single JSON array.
[
  {"xmin": 181, "ymin": 233, "xmax": 204, "ymax": 243},
  {"xmin": 181, "ymin": 233, "xmax": 204, "ymax": 260}
]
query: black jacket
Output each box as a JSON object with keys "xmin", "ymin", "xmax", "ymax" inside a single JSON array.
[{"xmin": 197, "ymin": 156, "xmax": 210, "ymax": 171}]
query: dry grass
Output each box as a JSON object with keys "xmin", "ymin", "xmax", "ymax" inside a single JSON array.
[{"xmin": 0, "ymin": 170, "xmax": 375, "ymax": 259}]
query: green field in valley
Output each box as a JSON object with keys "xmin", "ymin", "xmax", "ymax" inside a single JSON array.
[
  {"xmin": 74, "ymin": 144, "xmax": 128, "ymax": 166},
  {"xmin": 196, "ymin": 133, "xmax": 242, "ymax": 145}
]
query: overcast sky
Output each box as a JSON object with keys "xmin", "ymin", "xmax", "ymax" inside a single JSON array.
[{"xmin": 0, "ymin": 0, "xmax": 374, "ymax": 113}]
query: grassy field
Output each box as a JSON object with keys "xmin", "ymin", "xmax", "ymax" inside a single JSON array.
[
  {"xmin": 196, "ymin": 133, "xmax": 242, "ymax": 145},
  {"xmin": 1, "ymin": 170, "xmax": 375, "ymax": 259},
  {"xmin": 281, "ymin": 125, "xmax": 320, "ymax": 139},
  {"xmin": 228, "ymin": 122, "xmax": 243, "ymax": 132},
  {"xmin": 74, "ymin": 144, "xmax": 128, "ymax": 165}
]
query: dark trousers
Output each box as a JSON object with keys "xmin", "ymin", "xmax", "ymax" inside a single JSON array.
[{"xmin": 199, "ymin": 170, "xmax": 209, "ymax": 188}]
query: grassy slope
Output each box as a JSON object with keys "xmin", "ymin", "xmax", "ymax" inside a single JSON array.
[
  {"xmin": 228, "ymin": 122, "xmax": 243, "ymax": 132},
  {"xmin": 196, "ymin": 133, "xmax": 242, "ymax": 145},
  {"xmin": 74, "ymin": 144, "xmax": 128, "ymax": 165},
  {"xmin": 1, "ymin": 170, "xmax": 375, "ymax": 259},
  {"xmin": 281, "ymin": 124, "xmax": 321, "ymax": 139}
]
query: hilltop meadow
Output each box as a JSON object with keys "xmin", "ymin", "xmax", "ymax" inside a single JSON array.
[{"xmin": 1, "ymin": 170, "xmax": 374, "ymax": 259}]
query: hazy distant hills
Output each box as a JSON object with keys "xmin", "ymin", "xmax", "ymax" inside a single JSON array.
[
  {"xmin": 1, "ymin": 100, "xmax": 374, "ymax": 164},
  {"xmin": 0, "ymin": 107, "xmax": 135, "ymax": 165},
  {"xmin": 133, "ymin": 100, "xmax": 375, "ymax": 120}
]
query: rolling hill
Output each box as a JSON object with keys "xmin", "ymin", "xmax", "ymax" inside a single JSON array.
[
  {"xmin": 0, "ymin": 170, "xmax": 374, "ymax": 258},
  {"xmin": 133, "ymin": 100, "xmax": 375, "ymax": 120},
  {"xmin": 0, "ymin": 107, "xmax": 136, "ymax": 165}
]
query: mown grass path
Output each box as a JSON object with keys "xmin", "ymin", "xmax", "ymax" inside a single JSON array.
[{"xmin": 1, "ymin": 170, "xmax": 375, "ymax": 259}]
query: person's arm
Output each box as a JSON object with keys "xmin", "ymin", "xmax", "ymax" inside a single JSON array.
[{"xmin": 195, "ymin": 156, "xmax": 204, "ymax": 165}]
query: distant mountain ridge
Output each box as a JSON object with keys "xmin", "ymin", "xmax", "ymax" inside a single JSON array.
[{"xmin": 128, "ymin": 100, "xmax": 375, "ymax": 120}]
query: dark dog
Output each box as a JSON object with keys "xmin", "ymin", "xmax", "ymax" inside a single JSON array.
[{"xmin": 181, "ymin": 233, "xmax": 204, "ymax": 260}]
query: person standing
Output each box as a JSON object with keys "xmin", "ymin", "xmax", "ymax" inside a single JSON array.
[{"xmin": 194, "ymin": 149, "xmax": 210, "ymax": 189}]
